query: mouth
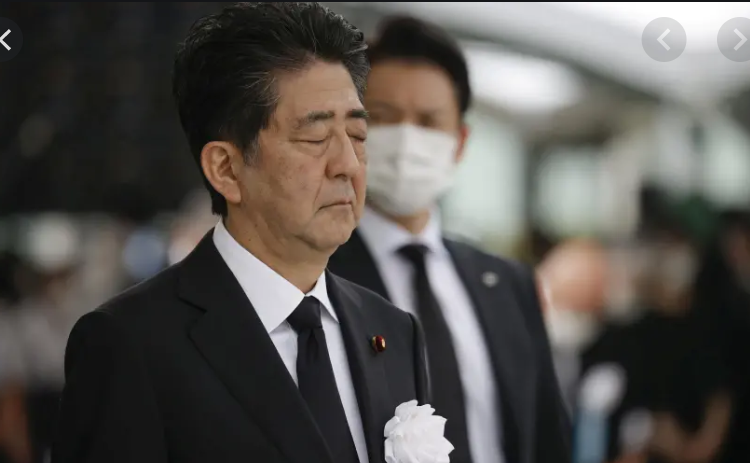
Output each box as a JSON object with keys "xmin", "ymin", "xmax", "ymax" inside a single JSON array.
[{"xmin": 323, "ymin": 199, "xmax": 353, "ymax": 209}]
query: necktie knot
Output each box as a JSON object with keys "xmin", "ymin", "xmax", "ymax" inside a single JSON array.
[
  {"xmin": 288, "ymin": 296, "xmax": 322, "ymax": 333},
  {"xmin": 398, "ymin": 243, "xmax": 430, "ymax": 268}
]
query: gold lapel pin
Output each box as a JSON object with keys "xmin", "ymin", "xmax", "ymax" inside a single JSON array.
[{"xmin": 370, "ymin": 335, "xmax": 386, "ymax": 353}]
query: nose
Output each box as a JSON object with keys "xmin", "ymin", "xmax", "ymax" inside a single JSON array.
[{"xmin": 326, "ymin": 133, "xmax": 362, "ymax": 180}]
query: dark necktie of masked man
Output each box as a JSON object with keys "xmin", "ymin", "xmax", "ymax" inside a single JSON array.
[{"xmin": 399, "ymin": 244, "xmax": 473, "ymax": 463}]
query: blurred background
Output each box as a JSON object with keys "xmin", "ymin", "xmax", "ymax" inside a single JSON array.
[{"xmin": 1, "ymin": 2, "xmax": 750, "ymax": 463}]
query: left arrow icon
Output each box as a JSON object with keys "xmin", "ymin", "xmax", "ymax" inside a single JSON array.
[
  {"xmin": 643, "ymin": 17, "xmax": 686, "ymax": 62},
  {"xmin": 657, "ymin": 29, "xmax": 671, "ymax": 50},
  {"xmin": 0, "ymin": 18, "xmax": 22, "ymax": 62},
  {"xmin": 0, "ymin": 30, "xmax": 10, "ymax": 51}
]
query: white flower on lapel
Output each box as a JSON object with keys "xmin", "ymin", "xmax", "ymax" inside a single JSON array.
[{"xmin": 384, "ymin": 400, "xmax": 454, "ymax": 463}]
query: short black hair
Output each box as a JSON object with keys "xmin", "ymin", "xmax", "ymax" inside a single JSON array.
[
  {"xmin": 173, "ymin": 2, "xmax": 369, "ymax": 216},
  {"xmin": 367, "ymin": 15, "xmax": 471, "ymax": 115}
]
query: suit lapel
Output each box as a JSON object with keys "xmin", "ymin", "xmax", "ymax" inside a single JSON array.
[
  {"xmin": 326, "ymin": 272, "xmax": 390, "ymax": 463},
  {"xmin": 443, "ymin": 239, "xmax": 534, "ymax": 463},
  {"xmin": 178, "ymin": 233, "xmax": 333, "ymax": 463},
  {"xmin": 328, "ymin": 231, "xmax": 391, "ymax": 301}
]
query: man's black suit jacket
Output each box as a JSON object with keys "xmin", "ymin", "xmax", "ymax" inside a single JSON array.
[
  {"xmin": 52, "ymin": 232, "xmax": 429, "ymax": 463},
  {"xmin": 328, "ymin": 231, "xmax": 572, "ymax": 463}
]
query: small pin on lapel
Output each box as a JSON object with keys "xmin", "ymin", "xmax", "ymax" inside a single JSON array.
[
  {"xmin": 370, "ymin": 335, "xmax": 386, "ymax": 353},
  {"xmin": 482, "ymin": 271, "xmax": 499, "ymax": 288}
]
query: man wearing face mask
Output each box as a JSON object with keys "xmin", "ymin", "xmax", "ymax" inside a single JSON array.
[{"xmin": 328, "ymin": 16, "xmax": 571, "ymax": 463}]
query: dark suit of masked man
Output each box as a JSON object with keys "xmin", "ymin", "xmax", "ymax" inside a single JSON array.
[{"xmin": 328, "ymin": 16, "xmax": 571, "ymax": 463}]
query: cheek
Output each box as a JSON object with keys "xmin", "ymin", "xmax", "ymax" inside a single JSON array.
[{"xmin": 276, "ymin": 158, "xmax": 322, "ymax": 210}]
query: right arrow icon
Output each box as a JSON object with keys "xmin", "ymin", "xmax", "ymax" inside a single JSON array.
[
  {"xmin": 718, "ymin": 17, "xmax": 750, "ymax": 62},
  {"xmin": 734, "ymin": 28, "xmax": 747, "ymax": 50}
]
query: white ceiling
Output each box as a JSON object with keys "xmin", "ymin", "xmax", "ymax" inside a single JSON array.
[
  {"xmin": 554, "ymin": 2, "xmax": 750, "ymax": 52},
  {"xmin": 353, "ymin": 2, "xmax": 750, "ymax": 108},
  {"xmin": 461, "ymin": 41, "xmax": 587, "ymax": 115}
]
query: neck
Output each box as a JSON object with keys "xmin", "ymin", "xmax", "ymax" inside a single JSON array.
[
  {"xmin": 372, "ymin": 205, "xmax": 433, "ymax": 235},
  {"xmin": 224, "ymin": 213, "xmax": 327, "ymax": 294}
]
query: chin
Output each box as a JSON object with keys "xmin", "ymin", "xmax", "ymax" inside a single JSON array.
[
  {"xmin": 309, "ymin": 225, "xmax": 355, "ymax": 252},
  {"xmin": 305, "ymin": 208, "xmax": 355, "ymax": 249},
  {"xmin": 329, "ymin": 226, "xmax": 355, "ymax": 247}
]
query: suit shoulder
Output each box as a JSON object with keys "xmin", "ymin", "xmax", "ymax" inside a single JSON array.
[
  {"xmin": 444, "ymin": 237, "xmax": 534, "ymax": 280},
  {"xmin": 332, "ymin": 274, "xmax": 412, "ymax": 323},
  {"xmin": 444, "ymin": 238, "xmax": 541, "ymax": 320},
  {"xmin": 93, "ymin": 263, "xmax": 182, "ymax": 322}
]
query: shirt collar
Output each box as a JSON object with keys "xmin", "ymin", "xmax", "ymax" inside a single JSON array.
[
  {"xmin": 357, "ymin": 205, "xmax": 446, "ymax": 258},
  {"xmin": 212, "ymin": 220, "xmax": 337, "ymax": 334}
]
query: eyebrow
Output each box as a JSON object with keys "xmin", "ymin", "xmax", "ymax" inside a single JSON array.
[{"xmin": 294, "ymin": 109, "xmax": 369, "ymax": 130}]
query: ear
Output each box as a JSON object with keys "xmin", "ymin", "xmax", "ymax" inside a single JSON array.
[
  {"xmin": 454, "ymin": 123, "xmax": 470, "ymax": 163},
  {"xmin": 200, "ymin": 141, "xmax": 244, "ymax": 208}
]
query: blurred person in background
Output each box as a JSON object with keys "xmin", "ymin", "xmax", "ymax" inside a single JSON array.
[
  {"xmin": 0, "ymin": 383, "xmax": 30, "ymax": 463},
  {"xmin": 537, "ymin": 238, "xmax": 610, "ymax": 416},
  {"xmin": 0, "ymin": 252, "xmax": 34, "ymax": 311},
  {"xmin": 0, "ymin": 251, "xmax": 34, "ymax": 391},
  {"xmin": 638, "ymin": 225, "xmax": 731, "ymax": 463},
  {"xmin": 54, "ymin": 4, "xmax": 431, "ymax": 463},
  {"xmin": 580, "ymin": 220, "xmax": 732, "ymax": 463},
  {"xmin": 0, "ymin": 251, "xmax": 33, "ymax": 463},
  {"xmin": 692, "ymin": 209, "xmax": 750, "ymax": 463},
  {"xmin": 15, "ymin": 215, "xmax": 83, "ymax": 389},
  {"xmin": 328, "ymin": 15, "xmax": 571, "ymax": 463},
  {"xmin": 9, "ymin": 214, "xmax": 88, "ymax": 463}
]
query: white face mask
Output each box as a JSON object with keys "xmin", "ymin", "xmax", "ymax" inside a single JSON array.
[
  {"xmin": 545, "ymin": 307, "xmax": 600, "ymax": 351},
  {"xmin": 365, "ymin": 124, "xmax": 458, "ymax": 217}
]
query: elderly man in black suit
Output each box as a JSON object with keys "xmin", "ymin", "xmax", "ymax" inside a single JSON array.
[{"xmin": 52, "ymin": 4, "xmax": 430, "ymax": 463}]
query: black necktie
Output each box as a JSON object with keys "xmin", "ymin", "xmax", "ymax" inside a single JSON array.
[
  {"xmin": 287, "ymin": 296, "xmax": 359, "ymax": 463},
  {"xmin": 399, "ymin": 244, "xmax": 474, "ymax": 463}
]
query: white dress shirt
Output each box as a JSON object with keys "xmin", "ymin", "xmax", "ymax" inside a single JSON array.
[
  {"xmin": 357, "ymin": 206, "xmax": 505, "ymax": 463},
  {"xmin": 213, "ymin": 220, "xmax": 368, "ymax": 463}
]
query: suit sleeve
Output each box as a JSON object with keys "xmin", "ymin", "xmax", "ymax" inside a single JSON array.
[
  {"xmin": 52, "ymin": 311, "xmax": 168, "ymax": 463},
  {"xmin": 511, "ymin": 261, "xmax": 572, "ymax": 463},
  {"xmin": 408, "ymin": 313, "xmax": 431, "ymax": 405}
]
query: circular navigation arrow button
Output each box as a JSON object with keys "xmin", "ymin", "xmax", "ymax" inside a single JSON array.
[
  {"xmin": 642, "ymin": 17, "xmax": 686, "ymax": 63},
  {"xmin": 0, "ymin": 17, "xmax": 22, "ymax": 63},
  {"xmin": 718, "ymin": 17, "xmax": 750, "ymax": 62}
]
